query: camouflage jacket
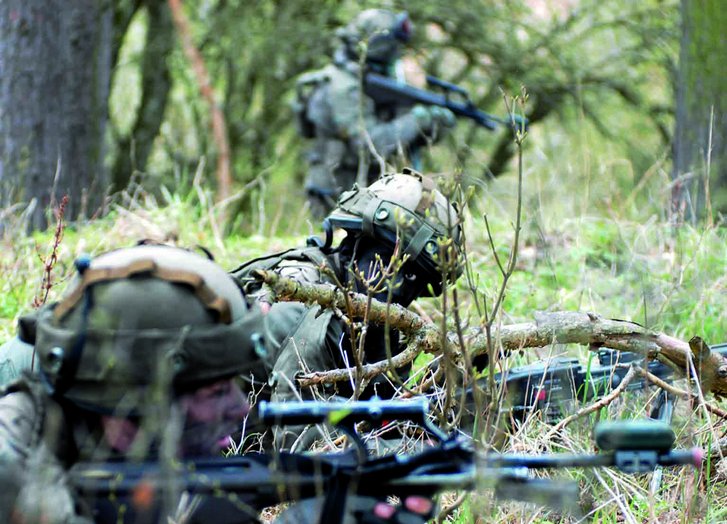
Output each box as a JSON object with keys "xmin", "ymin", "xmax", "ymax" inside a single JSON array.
[
  {"xmin": 231, "ymin": 246, "xmax": 407, "ymax": 396},
  {"xmin": 231, "ymin": 247, "xmax": 347, "ymax": 395},
  {"xmin": 0, "ymin": 336, "xmax": 34, "ymax": 387},
  {"xmin": 0, "ymin": 376, "xmax": 90, "ymax": 523},
  {"xmin": 298, "ymin": 51, "xmax": 429, "ymax": 203}
]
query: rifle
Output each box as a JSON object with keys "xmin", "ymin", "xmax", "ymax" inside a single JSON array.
[
  {"xmin": 464, "ymin": 342, "xmax": 727, "ymax": 427},
  {"xmin": 69, "ymin": 399, "xmax": 701, "ymax": 523},
  {"xmin": 364, "ymin": 72, "xmax": 529, "ymax": 131}
]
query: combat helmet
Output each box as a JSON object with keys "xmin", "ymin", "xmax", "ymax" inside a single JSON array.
[
  {"xmin": 336, "ymin": 9, "xmax": 412, "ymax": 66},
  {"xmin": 25, "ymin": 245, "xmax": 265, "ymax": 414},
  {"xmin": 325, "ymin": 169, "xmax": 463, "ymax": 296}
]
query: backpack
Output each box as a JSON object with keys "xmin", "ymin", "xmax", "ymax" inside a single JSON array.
[{"xmin": 292, "ymin": 67, "xmax": 334, "ymax": 139}]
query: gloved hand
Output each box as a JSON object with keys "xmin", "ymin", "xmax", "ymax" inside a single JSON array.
[{"xmin": 412, "ymin": 104, "xmax": 456, "ymax": 132}]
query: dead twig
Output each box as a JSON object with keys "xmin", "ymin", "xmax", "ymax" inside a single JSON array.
[
  {"xmin": 435, "ymin": 492, "xmax": 467, "ymax": 523},
  {"xmin": 629, "ymin": 364, "xmax": 727, "ymax": 419},
  {"xmin": 32, "ymin": 195, "xmax": 68, "ymax": 309}
]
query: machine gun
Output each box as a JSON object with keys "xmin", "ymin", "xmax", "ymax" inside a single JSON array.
[
  {"xmin": 364, "ymin": 72, "xmax": 529, "ymax": 132},
  {"xmin": 69, "ymin": 399, "xmax": 701, "ymax": 523},
  {"xmin": 463, "ymin": 343, "xmax": 727, "ymax": 427}
]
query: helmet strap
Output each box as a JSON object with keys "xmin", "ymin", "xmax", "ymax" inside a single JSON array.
[
  {"xmin": 54, "ymin": 288, "xmax": 93, "ymax": 397},
  {"xmin": 306, "ymin": 218, "xmax": 334, "ymax": 253},
  {"xmin": 361, "ymin": 197, "xmax": 381, "ymax": 237},
  {"xmin": 321, "ymin": 218, "xmax": 334, "ymax": 252},
  {"xmin": 402, "ymin": 224, "xmax": 434, "ymax": 263},
  {"xmin": 343, "ymin": 234, "xmax": 364, "ymax": 279}
]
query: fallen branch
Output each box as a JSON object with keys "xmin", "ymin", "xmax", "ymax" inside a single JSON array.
[{"xmin": 255, "ymin": 271, "xmax": 727, "ymax": 395}]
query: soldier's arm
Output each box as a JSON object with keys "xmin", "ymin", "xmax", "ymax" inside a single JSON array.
[
  {"xmin": 0, "ymin": 391, "xmax": 37, "ymax": 463},
  {"xmin": 0, "ymin": 394, "xmax": 87, "ymax": 524},
  {"xmin": 0, "ymin": 337, "xmax": 35, "ymax": 387},
  {"xmin": 326, "ymin": 81, "xmax": 431, "ymax": 158}
]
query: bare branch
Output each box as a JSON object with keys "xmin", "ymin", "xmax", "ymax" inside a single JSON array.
[{"xmin": 254, "ymin": 271, "xmax": 727, "ymax": 396}]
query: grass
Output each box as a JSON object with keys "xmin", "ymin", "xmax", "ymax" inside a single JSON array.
[{"xmin": 1, "ymin": 99, "xmax": 725, "ymax": 523}]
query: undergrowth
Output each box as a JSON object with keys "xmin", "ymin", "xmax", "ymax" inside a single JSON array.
[{"xmin": 1, "ymin": 112, "xmax": 725, "ymax": 523}]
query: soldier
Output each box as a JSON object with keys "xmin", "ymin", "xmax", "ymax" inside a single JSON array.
[
  {"xmin": 294, "ymin": 9, "xmax": 456, "ymax": 218},
  {"xmin": 232, "ymin": 169, "xmax": 464, "ymax": 448},
  {"xmin": 0, "ymin": 245, "xmax": 268, "ymax": 523}
]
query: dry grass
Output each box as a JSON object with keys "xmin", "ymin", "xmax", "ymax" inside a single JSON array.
[{"xmin": 1, "ymin": 131, "xmax": 725, "ymax": 522}]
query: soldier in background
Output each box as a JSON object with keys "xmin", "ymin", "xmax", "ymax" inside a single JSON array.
[
  {"xmin": 294, "ymin": 9, "xmax": 456, "ymax": 218},
  {"xmin": 0, "ymin": 245, "xmax": 268, "ymax": 523},
  {"xmin": 232, "ymin": 170, "xmax": 465, "ymax": 449}
]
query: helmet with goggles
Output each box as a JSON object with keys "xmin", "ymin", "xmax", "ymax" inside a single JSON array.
[
  {"xmin": 325, "ymin": 169, "xmax": 463, "ymax": 296},
  {"xmin": 25, "ymin": 245, "xmax": 265, "ymax": 414},
  {"xmin": 336, "ymin": 9, "xmax": 412, "ymax": 66}
]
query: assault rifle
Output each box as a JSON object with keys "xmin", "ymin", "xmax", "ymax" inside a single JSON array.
[
  {"xmin": 69, "ymin": 399, "xmax": 701, "ymax": 523},
  {"xmin": 364, "ymin": 72, "xmax": 529, "ymax": 131}
]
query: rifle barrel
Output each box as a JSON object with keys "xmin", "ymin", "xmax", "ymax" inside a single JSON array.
[
  {"xmin": 479, "ymin": 448, "xmax": 702, "ymax": 471},
  {"xmin": 365, "ymin": 73, "xmax": 504, "ymax": 131}
]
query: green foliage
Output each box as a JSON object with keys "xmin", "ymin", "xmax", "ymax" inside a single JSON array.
[{"xmin": 1, "ymin": 1, "xmax": 724, "ymax": 522}]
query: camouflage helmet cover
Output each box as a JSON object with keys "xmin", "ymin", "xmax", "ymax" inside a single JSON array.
[
  {"xmin": 326, "ymin": 169, "xmax": 463, "ymax": 295},
  {"xmin": 336, "ymin": 9, "xmax": 412, "ymax": 65},
  {"xmin": 31, "ymin": 245, "xmax": 265, "ymax": 413}
]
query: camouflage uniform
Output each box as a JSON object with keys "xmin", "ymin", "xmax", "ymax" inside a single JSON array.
[
  {"xmin": 0, "ymin": 245, "xmax": 268, "ymax": 523},
  {"xmin": 232, "ymin": 170, "xmax": 463, "ymax": 449},
  {"xmin": 0, "ymin": 336, "xmax": 33, "ymax": 386},
  {"xmin": 296, "ymin": 9, "xmax": 455, "ymax": 218}
]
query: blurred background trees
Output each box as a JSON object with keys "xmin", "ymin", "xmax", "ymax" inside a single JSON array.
[{"xmin": 2, "ymin": 0, "xmax": 723, "ymax": 232}]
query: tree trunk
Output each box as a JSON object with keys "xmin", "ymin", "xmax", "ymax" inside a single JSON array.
[
  {"xmin": 168, "ymin": 0, "xmax": 232, "ymax": 205},
  {"xmin": 112, "ymin": 0, "xmax": 174, "ymax": 191},
  {"xmin": 672, "ymin": 0, "xmax": 727, "ymax": 222},
  {"xmin": 0, "ymin": 0, "xmax": 112, "ymax": 230}
]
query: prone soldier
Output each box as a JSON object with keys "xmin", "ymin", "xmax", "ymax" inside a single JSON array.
[
  {"xmin": 232, "ymin": 169, "xmax": 465, "ymax": 448},
  {"xmin": 0, "ymin": 245, "xmax": 268, "ymax": 523},
  {"xmin": 0, "ymin": 171, "xmax": 467, "ymax": 453}
]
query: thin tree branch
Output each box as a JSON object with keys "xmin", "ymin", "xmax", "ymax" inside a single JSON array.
[{"xmin": 544, "ymin": 365, "xmax": 638, "ymax": 440}]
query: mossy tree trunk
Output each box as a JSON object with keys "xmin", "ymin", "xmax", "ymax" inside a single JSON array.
[
  {"xmin": 112, "ymin": 0, "xmax": 174, "ymax": 192},
  {"xmin": 672, "ymin": 0, "xmax": 727, "ymax": 221},
  {"xmin": 0, "ymin": 0, "xmax": 113, "ymax": 230}
]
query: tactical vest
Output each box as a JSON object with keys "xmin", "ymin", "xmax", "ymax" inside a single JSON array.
[{"xmin": 230, "ymin": 247, "xmax": 345, "ymax": 393}]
